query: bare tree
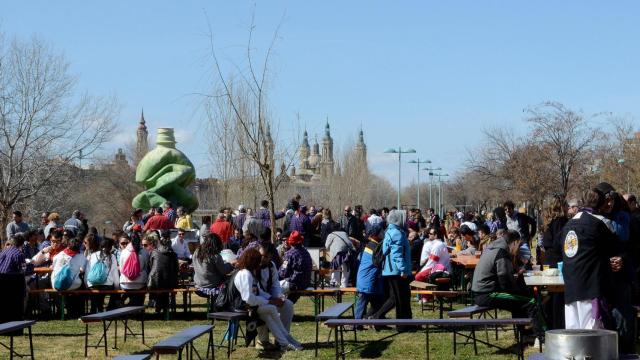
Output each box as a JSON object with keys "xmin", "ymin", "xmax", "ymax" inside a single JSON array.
[{"xmin": 0, "ymin": 33, "xmax": 116, "ymax": 234}]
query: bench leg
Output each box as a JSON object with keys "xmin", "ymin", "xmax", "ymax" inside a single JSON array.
[
  {"xmin": 471, "ymin": 325, "xmax": 478, "ymax": 355},
  {"xmin": 453, "ymin": 327, "xmax": 457, "ymax": 355},
  {"xmin": 352, "ymin": 306, "xmax": 357, "ymax": 343},
  {"xmin": 425, "ymin": 325, "xmax": 430, "ymax": 360},
  {"xmin": 9, "ymin": 335, "xmax": 13, "ymax": 360},
  {"xmin": 102, "ymin": 320, "xmax": 108, "ymax": 356},
  {"xmin": 114, "ymin": 319, "xmax": 118, "ymax": 349},
  {"xmin": 84, "ymin": 323, "xmax": 89, "ymax": 357},
  {"xmin": 28, "ymin": 325, "xmax": 34, "ymax": 360},
  {"xmin": 142, "ymin": 311, "xmax": 146, "ymax": 345},
  {"xmin": 315, "ymin": 318, "xmax": 319, "ymax": 357},
  {"xmin": 334, "ymin": 326, "xmax": 339, "ymax": 360}
]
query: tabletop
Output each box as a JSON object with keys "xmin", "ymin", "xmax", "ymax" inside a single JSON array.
[
  {"xmin": 523, "ymin": 275, "xmax": 564, "ymax": 287},
  {"xmin": 450, "ymin": 255, "xmax": 480, "ymax": 269},
  {"xmin": 33, "ymin": 267, "xmax": 52, "ymax": 274}
]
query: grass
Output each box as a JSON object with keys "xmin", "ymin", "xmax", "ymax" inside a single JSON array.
[{"xmin": 3, "ymin": 294, "xmax": 542, "ymax": 360}]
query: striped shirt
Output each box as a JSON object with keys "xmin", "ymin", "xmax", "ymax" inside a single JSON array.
[{"xmin": 0, "ymin": 246, "xmax": 25, "ymax": 274}]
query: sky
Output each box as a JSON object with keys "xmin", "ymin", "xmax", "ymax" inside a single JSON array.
[{"xmin": 3, "ymin": 1, "xmax": 640, "ymax": 188}]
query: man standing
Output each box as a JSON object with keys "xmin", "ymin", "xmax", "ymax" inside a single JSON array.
[
  {"xmin": 163, "ymin": 201, "xmax": 177, "ymax": 224},
  {"xmin": 503, "ymin": 201, "xmax": 537, "ymax": 246},
  {"xmin": 562, "ymin": 188, "xmax": 621, "ymax": 330},
  {"xmin": 472, "ymin": 230, "xmax": 544, "ymax": 342},
  {"xmin": 6, "ymin": 211, "xmax": 30, "ymax": 240},
  {"xmin": 211, "ymin": 213, "xmax": 233, "ymax": 245},
  {"xmin": 340, "ymin": 206, "xmax": 363, "ymax": 242},
  {"xmin": 144, "ymin": 208, "xmax": 174, "ymax": 232},
  {"xmin": 63, "ymin": 210, "xmax": 83, "ymax": 234}
]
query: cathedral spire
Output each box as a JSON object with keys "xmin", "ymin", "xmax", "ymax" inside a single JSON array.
[{"xmin": 135, "ymin": 108, "xmax": 149, "ymax": 166}]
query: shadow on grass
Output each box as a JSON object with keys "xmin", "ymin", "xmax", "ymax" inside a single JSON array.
[
  {"xmin": 292, "ymin": 314, "xmax": 316, "ymax": 322},
  {"xmin": 32, "ymin": 333, "xmax": 84, "ymax": 337},
  {"xmin": 357, "ymin": 340, "xmax": 392, "ymax": 358}
]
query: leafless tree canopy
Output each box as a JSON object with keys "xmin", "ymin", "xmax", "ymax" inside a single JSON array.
[{"xmin": 0, "ymin": 32, "xmax": 116, "ymax": 233}]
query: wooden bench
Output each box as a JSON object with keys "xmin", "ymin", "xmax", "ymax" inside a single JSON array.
[
  {"xmin": 80, "ymin": 306, "xmax": 145, "ymax": 357},
  {"xmin": 410, "ymin": 281, "xmax": 438, "ymax": 290},
  {"xmin": 324, "ymin": 317, "xmax": 533, "ymax": 360},
  {"xmin": 289, "ymin": 287, "xmax": 342, "ymax": 315},
  {"xmin": 448, "ymin": 305, "xmax": 499, "ymax": 355},
  {"xmin": 207, "ymin": 311, "xmax": 249, "ymax": 359},
  {"xmin": 315, "ymin": 302, "xmax": 355, "ymax": 357},
  {"xmin": 28, "ymin": 288, "xmax": 196, "ymax": 320},
  {"xmin": 112, "ymin": 354, "xmax": 152, "ymax": 360},
  {"xmin": 411, "ymin": 290, "xmax": 461, "ymax": 318},
  {"xmin": 152, "ymin": 324, "xmax": 214, "ymax": 360},
  {"xmin": 0, "ymin": 320, "xmax": 36, "ymax": 360}
]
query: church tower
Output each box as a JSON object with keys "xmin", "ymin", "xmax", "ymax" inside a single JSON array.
[
  {"xmin": 299, "ymin": 130, "xmax": 310, "ymax": 170},
  {"xmin": 354, "ymin": 128, "xmax": 367, "ymax": 168},
  {"xmin": 320, "ymin": 120, "xmax": 334, "ymax": 177},
  {"xmin": 135, "ymin": 109, "xmax": 149, "ymax": 166}
]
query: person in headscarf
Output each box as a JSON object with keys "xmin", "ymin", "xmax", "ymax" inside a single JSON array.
[{"xmin": 379, "ymin": 209, "xmax": 414, "ymax": 331}]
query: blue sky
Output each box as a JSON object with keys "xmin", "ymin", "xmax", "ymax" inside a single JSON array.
[{"xmin": 3, "ymin": 1, "xmax": 640, "ymax": 187}]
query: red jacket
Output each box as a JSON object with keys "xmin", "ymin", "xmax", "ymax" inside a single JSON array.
[
  {"xmin": 210, "ymin": 219, "xmax": 233, "ymax": 244},
  {"xmin": 144, "ymin": 214, "xmax": 174, "ymax": 232}
]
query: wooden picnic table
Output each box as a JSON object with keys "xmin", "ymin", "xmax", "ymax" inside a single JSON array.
[
  {"xmin": 33, "ymin": 267, "xmax": 52, "ymax": 274},
  {"xmin": 450, "ymin": 255, "xmax": 480, "ymax": 269},
  {"xmin": 523, "ymin": 275, "xmax": 564, "ymax": 293}
]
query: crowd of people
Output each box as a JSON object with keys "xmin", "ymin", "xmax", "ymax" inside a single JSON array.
[{"xmin": 1, "ymin": 185, "xmax": 640, "ymax": 354}]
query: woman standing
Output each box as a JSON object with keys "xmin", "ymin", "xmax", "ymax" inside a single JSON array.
[
  {"xmin": 380, "ymin": 209, "xmax": 413, "ymax": 331},
  {"xmin": 147, "ymin": 231, "xmax": 179, "ymax": 313},
  {"xmin": 542, "ymin": 195, "xmax": 568, "ymax": 330}
]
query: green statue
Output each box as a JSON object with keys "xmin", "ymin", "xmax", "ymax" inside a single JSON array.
[{"xmin": 132, "ymin": 128, "xmax": 199, "ymax": 213}]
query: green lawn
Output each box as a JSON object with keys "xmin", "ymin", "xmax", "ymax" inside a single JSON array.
[{"xmin": 6, "ymin": 295, "xmax": 540, "ymax": 359}]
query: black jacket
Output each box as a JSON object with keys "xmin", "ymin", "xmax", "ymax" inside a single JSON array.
[
  {"xmin": 542, "ymin": 217, "xmax": 568, "ymax": 267},
  {"xmin": 148, "ymin": 247, "xmax": 179, "ymax": 289},
  {"xmin": 562, "ymin": 212, "xmax": 619, "ymax": 304}
]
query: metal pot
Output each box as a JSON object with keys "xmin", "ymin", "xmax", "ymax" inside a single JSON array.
[{"xmin": 545, "ymin": 329, "xmax": 618, "ymax": 360}]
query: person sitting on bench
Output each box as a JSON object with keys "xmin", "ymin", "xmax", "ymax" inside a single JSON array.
[
  {"xmin": 471, "ymin": 229, "xmax": 545, "ymax": 344},
  {"xmin": 278, "ymin": 231, "xmax": 312, "ymax": 304},
  {"xmin": 85, "ymin": 237, "xmax": 120, "ymax": 312},
  {"xmin": 256, "ymin": 242, "xmax": 295, "ymax": 350},
  {"xmin": 233, "ymin": 248, "xmax": 303, "ymax": 351},
  {"xmin": 193, "ymin": 233, "xmax": 234, "ymax": 300}
]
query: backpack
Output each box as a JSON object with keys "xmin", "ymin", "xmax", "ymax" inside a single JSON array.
[
  {"xmin": 214, "ymin": 270, "xmax": 246, "ymax": 312},
  {"xmin": 53, "ymin": 259, "xmax": 76, "ymax": 290},
  {"xmin": 87, "ymin": 255, "xmax": 109, "ymax": 285},
  {"xmin": 372, "ymin": 233, "xmax": 390, "ymax": 269},
  {"xmin": 121, "ymin": 246, "xmax": 141, "ymax": 280}
]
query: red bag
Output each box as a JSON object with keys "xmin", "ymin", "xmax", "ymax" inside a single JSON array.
[{"xmin": 121, "ymin": 244, "xmax": 141, "ymax": 279}]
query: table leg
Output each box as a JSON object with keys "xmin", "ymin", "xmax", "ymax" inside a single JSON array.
[{"xmin": 84, "ymin": 323, "xmax": 89, "ymax": 357}]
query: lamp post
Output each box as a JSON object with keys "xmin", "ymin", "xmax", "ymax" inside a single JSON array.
[
  {"xmin": 618, "ymin": 159, "xmax": 630, "ymax": 194},
  {"xmin": 408, "ymin": 159, "xmax": 431, "ymax": 209},
  {"xmin": 385, "ymin": 147, "xmax": 416, "ymax": 209},
  {"xmin": 423, "ymin": 167, "xmax": 442, "ymax": 210},
  {"xmin": 433, "ymin": 173, "xmax": 449, "ymax": 217}
]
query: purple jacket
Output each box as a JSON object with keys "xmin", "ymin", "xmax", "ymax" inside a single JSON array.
[
  {"xmin": 289, "ymin": 213, "xmax": 311, "ymax": 236},
  {"xmin": 255, "ymin": 208, "xmax": 285, "ymax": 229},
  {"xmin": 279, "ymin": 245, "xmax": 312, "ymax": 291}
]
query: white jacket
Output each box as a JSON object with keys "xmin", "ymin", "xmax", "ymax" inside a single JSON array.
[
  {"xmin": 233, "ymin": 269, "xmax": 270, "ymax": 307},
  {"xmin": 85, "ymin": 251, "xmax": 120, "ymax": 289},
  {"xmin": 118, "ymin": 246, "xmax": 150, "ymax": 290},
  {"xmin": 51, "ymin": 251, "xmax": 86, "ymax": 290},
  {"xmin": 419, "ymin": 239, "xmax": 451, "ymax": 273}
]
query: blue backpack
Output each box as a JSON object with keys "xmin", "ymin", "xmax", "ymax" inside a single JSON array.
[
  {"xmin": 87, "ymin": 257, "xmax": 109, "ymax": 285},
  {"xmin": 54, "ymin": 261, "xmax": 76, "ymax": 290}
]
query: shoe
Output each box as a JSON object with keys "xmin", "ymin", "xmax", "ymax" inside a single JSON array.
[
  {"xmin": 256, "ymin": 341, "xmax": 278, "ymax": 351},
  {"xmin": 280, "ymin": 343, "xmax": 303, "ymax": 351}
]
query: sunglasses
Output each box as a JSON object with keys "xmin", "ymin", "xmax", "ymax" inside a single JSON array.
[
  {"xmin": 120, "ymin": 242, "xmax": 129, "ymax": 246},
  {"xmin": 142, "ymin": 243, "xmax": 149, "ymax": 247},
  {"xmin": 429, "ymin": 232, "xmax": 437, "ymax": 235}
]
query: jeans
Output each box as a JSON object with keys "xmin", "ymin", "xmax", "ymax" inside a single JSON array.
[{"xmin": 355, "ymin": 293, "xmax": 384, "ymax": 319}]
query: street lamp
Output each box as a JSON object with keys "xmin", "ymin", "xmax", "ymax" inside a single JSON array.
[
  {"xmin": 433, "ymin": 173, "xmax": 449, "ymax": 217},
  {"xmin": 618, "ymin": 159, "xmax": 630, "ymax": 194},
  {"xmin": 385, "ymin": 147, "xmax": 416, "ymax": 209},
  {"xmin": 423, "ymin": 166, "xmax": 442, "ymax": 210},
  {"xmin": 408, "ymin": 158, "xmax": 431, "ymax": 209}
]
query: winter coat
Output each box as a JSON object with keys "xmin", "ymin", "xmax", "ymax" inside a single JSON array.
[
  {"xmin": 471, "ymin": 237, "xmax": 516, "ymax": 294},
  {"xmin": 381, "ymin": 210, "xmax": 412, "ymax": 277},
  {"xmin": 278, "ymin": 245, "xmax": 312, "ymax": 291},
  {"xmin": 325, "ymin": 231, "xmax": 355, "ymax": 261},
  {"xmin": 147, "ymin": 247, "xmax": 179, "ymax": 289},
  {"xmin": 356, "ymin": 238, "xmax": 383, "ymax": 295}
]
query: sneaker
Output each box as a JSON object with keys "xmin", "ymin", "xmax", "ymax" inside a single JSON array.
[
  {"xmin": 280, "ymin": 343, "xmax": 303, "ymax": 351},
  {"xmin": 256, "ymin": 341, "xmax": 278, "ymax": 351}
]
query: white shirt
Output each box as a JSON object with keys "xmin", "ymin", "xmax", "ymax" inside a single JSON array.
[
  {"xmin": 51, "ymin": 251, "xmax": 87, "ymax": 290},
  {"xmin": 171, "ymin": 237, "xmax": 191, "ymax": 259},
  {"xmin": 233, "ymin": 269, "xmax": 270, "ymax": 307},
  {"xmin": 419, "ymin": 238, "xmax": 451, "ymax": 273}
]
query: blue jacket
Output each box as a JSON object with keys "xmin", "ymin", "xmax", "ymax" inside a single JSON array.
[
  {"xmin": 381, "ymin": 224, "xmax": 412, "ymax": 277},
  {"xmin": 356, "ymin": 239, "xmax": 383, "ymax": 295}
]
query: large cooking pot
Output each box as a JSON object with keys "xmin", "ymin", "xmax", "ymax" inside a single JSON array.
[{"xmin": 545, "ymin": 329, "xmax": 618, "ymax": 360}]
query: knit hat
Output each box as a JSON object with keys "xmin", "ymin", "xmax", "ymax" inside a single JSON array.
[{"xmin": 287, "ymin": 230, "xmax": 304, "ymax": 246}]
